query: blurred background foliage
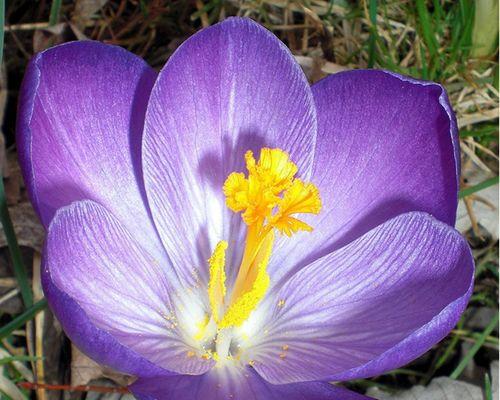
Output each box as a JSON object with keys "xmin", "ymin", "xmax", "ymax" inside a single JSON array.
[{"xmin": 0, "ymin": 1, "xmax": 497, "ymax": 399}]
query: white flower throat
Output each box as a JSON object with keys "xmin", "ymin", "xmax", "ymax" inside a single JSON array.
[{"xmin": 191, "ymin": 148, "xmax": 322, "ymax": 363}]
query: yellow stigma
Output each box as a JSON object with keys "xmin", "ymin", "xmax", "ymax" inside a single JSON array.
[
  {"xmin": 207, "ymin": 148, "xmax": 321, "ymax": 331},
  {"xmin": 270, "ymin": 179, "xmax": 322, "ymax": 236}
]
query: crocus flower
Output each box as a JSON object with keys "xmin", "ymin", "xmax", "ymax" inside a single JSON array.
[{"xmin": 17, "ymin": 17, "xmax": 474, "ymax": 400}]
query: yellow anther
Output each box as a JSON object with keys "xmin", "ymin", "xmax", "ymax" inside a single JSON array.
[
  {"xmin": 219, "ymin": 232, "xmax": 274, "ymax": 328},
  {"xmin": 208, "ymin": 241, "xmax": 228, "ymax": 323}
]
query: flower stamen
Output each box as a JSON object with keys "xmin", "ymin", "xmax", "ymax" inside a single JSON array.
[{"xmin": 207, "ymin": 148, "xmax": 321, "ymax": 333}]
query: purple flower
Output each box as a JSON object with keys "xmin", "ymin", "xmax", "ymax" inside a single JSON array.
[{"xmin": 17, "ymin": 17, "xmax": 473, "ymax": 400}]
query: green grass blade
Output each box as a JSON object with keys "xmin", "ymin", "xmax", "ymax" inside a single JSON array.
[
  {"xmin": 485, "ymin": 372, "xmax": 492, "ymax": 400},
  {"xmin": 416, "ymin": 0, "xmax": 440, "ymax": 77},
  {"xmin": 0, "ymin": 299, "xmax": 47, "ymax": 340},
  {"xmin": 49, "ymin": 0, "xmax": 62, "ymax": 26},
  {"xmin": 460, "ymin": 124, "xmax": 498, "ymax": 138},
  {"xmin": 435, "ymin": 318, "xmax": 465, "ymax": 371},
  {"xmin": 416, "ymin": 0, "xmax": 439, "ymax": 55},
  {"xmin": 0, "ymin": 2, "xmax": 33, "ymax": 309},
  {"xmin": 0, "ymin": 180, "xmax": 33, "ymax": 308},
  {"xmin": 450, "ymin": 312, "xmax": 499, "ymax": 379},
  {"xmin": 470, "ymin": 292, "xmax": 497, "ymax": 308},
  {"xmin": 387, "ymin": 368, "xmax": 426, "ymax": 377},
  {"xmin": 419, "ymin": 42, "xmax": 429, "ymax": 79},
  {"xmin": 459, "ymin": 176, "xmax": 499, "ymax": 198},
  {"xmin": 367, "ymin": 0, "xmax": 377, "ymax": 68},
  {"xmin": 0, "ymin": 355, "xmax": 41, "ymax": 366},
  {"xmin": 445, "ymin": 0, "xmax": 474, "ymax": 70},
  {"xmin": 432, "ymin": 0, "xmax": 444, "ymax": 33},
  {"xmin": 191, "ymin": 1, "xmax": 217, "ymax": 21}
]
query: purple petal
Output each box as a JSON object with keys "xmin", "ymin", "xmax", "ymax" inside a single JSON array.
[
  {"xmin": 129, "ymin": 366, "xmax": 371, "ymax": 400},
  {"xmin": 17, "ymin": 41, "xmax": 164, "ymax": 259},
  {"xmin": 44, "ymin": 200, "xmax": 213, "ymax": 375},
  {"xmin": 142, "ymin": 17, "xmax": 316, "ymax": 288},
  {"xmin": 270, "ymin": 70, "xmax": 460, "ymax": 285},
  {"xmin": 42, "ymin": 269, "xmax": 169, "ymax": 378},
  {"xmin": 250, "ymin": 212, "xmax": 473, "ymax": 384}
]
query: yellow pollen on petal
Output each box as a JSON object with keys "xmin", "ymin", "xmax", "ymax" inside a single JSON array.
[
  {"xmin": 208, "ymin": 241, "xmax": 228, "ymax": 323},
  {"xmin": 193, "ymin": 314, "xmax": 209, "ymax": 341},
  {"xmin": 206, "ymin": 147, "xmax": 321, "ymax": 332}
]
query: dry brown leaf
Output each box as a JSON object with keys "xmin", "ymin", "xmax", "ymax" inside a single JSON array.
[
  {"xmin": 367, "ymin": 377, "xmax": 483, "ymax": 400},
  {"xmin": 72, "ymin": 0, "xmax": 109, "ymax": 31},
  {"xmin": 457, "ymin": 161, "xmax": 499, "ymax": 239},
  {"xmin": 0, "ymin": 64, "xmax": 7, "ymax": 177},
  {"xmin": 5, "ymin": 150, "xmax": 23, "ymax": 205},
  {"xmin": 294, "ymin": 54, "xmax": 348, "ymax": 82},
  {"xmin": 0, "ymin": 202, "xmax": 44, "ymax": 251},
  {"xmin": 71, "ymin": 346, "xmax": 133, "ymax": 389},
  {"xmin": 33, "ymin": 23, "xmax": 67, "ymax": 53}
]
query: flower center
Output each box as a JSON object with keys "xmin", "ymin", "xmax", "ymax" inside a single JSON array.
[{"xmin": 196, "ymin": 148, "xmax": 321, "ymax": 361}]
